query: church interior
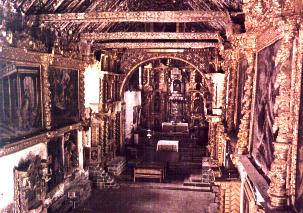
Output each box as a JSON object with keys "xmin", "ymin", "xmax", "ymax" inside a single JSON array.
[{"xmin": 0, "ymin": 0, "xmax": 302, "ymax": 212}]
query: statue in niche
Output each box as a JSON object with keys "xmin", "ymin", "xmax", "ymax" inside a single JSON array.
[
  {"xmin": 18, "ymin": 76, "xmax": 37, "ymax": 130},
  {"xmin": 173, "ymin": 80, "xmax": 181, "ymax": 92},
  {"xmin": 193, "ymin": 93, "xmax": 204, "ymax": 113},
  {"xmin": 64, "ymin": 132, "xmax": 78, "ymax": 175},
  {"xmin": 154, "ymin": 94, "xmax": 161, "ymax": 112}
]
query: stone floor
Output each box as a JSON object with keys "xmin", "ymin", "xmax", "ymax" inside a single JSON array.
[{"xmin": 72, "ymin": 185, "xmax": 216, "ymax": 213}]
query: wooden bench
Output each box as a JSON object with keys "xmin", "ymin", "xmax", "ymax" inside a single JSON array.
[{"xmin": 133, "ymin": 167, "xmax": 165, "ymax": 183}]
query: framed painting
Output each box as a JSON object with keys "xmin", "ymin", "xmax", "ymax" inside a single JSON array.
[
  {"xmin": 250, "ymin": 39, "xmax": 282, "ymax": 174},
  {"xmin": 0, "ymin": 65, "xmax": 42, "ymax": 144},
  {"xmin": 48, "ymin": 67, "xmax": 80, "ymax": 128}
]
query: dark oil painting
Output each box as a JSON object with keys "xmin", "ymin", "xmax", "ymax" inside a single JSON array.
[
  {"xmin": 0, "ymin": 66, "xmax": 42, "ymax": 144},
  {"xmin": 48, "ymin": 67, "xmax": 79, "ymax": 128},
  {"xmin": 251, "ymin": 39, "xmax": 283, "ymax": 175}
]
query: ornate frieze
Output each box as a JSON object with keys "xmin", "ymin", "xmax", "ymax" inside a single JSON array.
[
  {"xmin": 41, "ymin": 56, "xmax": 52, "ymax": 129},
  {"xmin": 94, "ymin": 42, "xmax": 218, "ymax": 49},
  {"xmin": 0, "ymin": 133, "xmax": 48, "ymax": 157},
  {"xmin": 81, "ymin": 32, "xmax": 220, "ymax": 41},
  {"xmin": 33, "ymin": 11, "xmax": 229, "ymax": 24},
  {"xmin": 235, "ymin": 35, "xmax": 256, "ymax": 154}
]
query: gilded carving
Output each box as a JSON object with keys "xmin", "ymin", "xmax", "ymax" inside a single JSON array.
[
  {"xmin": 94, "ymin": 42, "xmax": 218, "ymax": 49},
  {"xmin": 34, "ymin": 11, "xmax": 229, "ymax": 24},
  {"xmin": 81, "ymin": 32, "xmax": 220, "ymax": 41}
]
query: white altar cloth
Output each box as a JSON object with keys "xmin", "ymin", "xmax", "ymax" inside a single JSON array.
[
  {"xmin": 161, "ymin": 122, "xmax": 188, "ymax": 132},
  {"xmin": 157, "ymin": 140, "xmax": 179, "ymax": 152}
]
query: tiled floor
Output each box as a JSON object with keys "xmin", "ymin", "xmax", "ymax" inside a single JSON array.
[{"xmin": 73, "ymin": 185, "xmax": 215, "ymax": 213}]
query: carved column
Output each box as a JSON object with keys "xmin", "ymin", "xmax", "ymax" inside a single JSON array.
[
  {"xmin": 99, "ymin": 118, "xmax": 105, "ymax": 164},
  {"xmin": 208, "ymin": 116, "xmax": 227, "ymax": 166},
  {"xmin": 99, "ymin": 78, "xmax": 104, "ymax": 112},
  {"xmin": 268, "ymin": 23, "xmax": 295, "ymax": 209},
  {"xmin": 79, "ymin": 64, "xmax": 86, "ymax": 120},
  {"xmin": 41, "ymin": 55, "xmax": 51, "ymax": 129},
  {"xmin": 236, "ymin": 36, "xmax": 256, "ymax": 154},
  {"xmin": 120, "ymin": 102, "xmax": 126, "ymax": 153},
  {"xmin": 268, "ymin": 142, "xmax": 290, "ymax": 207}
]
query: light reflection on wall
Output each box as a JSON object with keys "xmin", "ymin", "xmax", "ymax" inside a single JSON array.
[
  {"xmin": 206, "ymin": 73, "xmax": 225, "ymax": 115},
  {"xmin": 84, "ymin": 61, "xmax": 103, "ymax": 112},
  {"xmin": 124, "ymin": 91, "xmax": 141, "ymax": 140}
]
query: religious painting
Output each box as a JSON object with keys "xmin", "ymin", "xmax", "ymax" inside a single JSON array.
[
  {"xmin": 47, "ymin": 137, "xmax": 64, "ymax": 192},
  {"xmin": 295, "ymin": 61, "xmax": 303, "ymax": 210},
  {"xmin": 0, "ymin": 66, "xmax": 42, "ymax": 144},
  {"xmin": 251, "ymin": 39, "xmax": 282, "ymax": 174},
  {"xmin": 173, "ymin": 80, "xmax": 181, "ymax": 92},
  {"xmin": 48, "ymin": 67, "xmax": 79, "ymax": 128}
]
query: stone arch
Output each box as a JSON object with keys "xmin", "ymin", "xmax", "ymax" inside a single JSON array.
[{"xmin": 119, "ymin": 50, "xmax": 212, "ymax": 99}]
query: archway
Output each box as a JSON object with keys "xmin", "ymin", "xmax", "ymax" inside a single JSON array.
[
  {"xmin": 119, "ymin": 53, "xmax": 212, "ymax": 99},
  {"xmin": 121, "ymin": 58, "xmax": 210, "ymax": 181}
]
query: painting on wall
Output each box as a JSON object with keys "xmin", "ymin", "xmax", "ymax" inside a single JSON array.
[
  {"xmin": 251, "ymin": 39, "xmax": 282, "ymax": 174},
  {"xmin": 0, "ymin": 66, "xmax": 42, "ymax": 144},
  {"xmin": 48, "ymin": 67, "xmax": 79, "ymax": 128}
]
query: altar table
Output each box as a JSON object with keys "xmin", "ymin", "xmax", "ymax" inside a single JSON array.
[
  {"xmin": 156, "ymin": 140, "xmax": 179, "ymax": 152},
  {"xmin": 162, "ymin": 122, "xmax": 188, "ymax": 132}
]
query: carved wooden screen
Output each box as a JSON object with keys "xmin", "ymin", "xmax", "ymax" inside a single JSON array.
[{"xmin": 251, "ymin": 39, "xmax": 282, "ymax": 174}]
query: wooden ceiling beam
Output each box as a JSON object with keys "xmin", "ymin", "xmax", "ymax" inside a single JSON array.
[
  {"xmin": 33, "ymin": 10, "xmax": 229, "ymax": 24},
  {"xmin": 93, "ymin": 42, "xmax": 219, "ymax": 49},
  {"xmin": 80, "ymin": 32, "xmax": 220, "ymax": 41}
]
